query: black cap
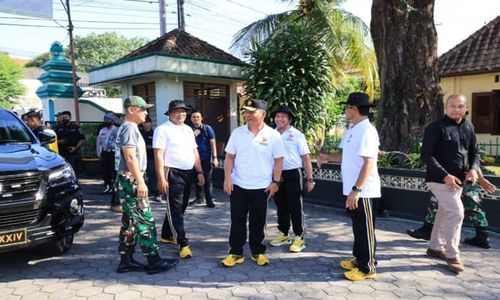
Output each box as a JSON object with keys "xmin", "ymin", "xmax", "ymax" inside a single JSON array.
[
  {"xmin": 242, "ymin": 98, "xmax": 268, "ymax": 111},
  {"xmin": 165, "ymin": 100, "xmax": 191, "ymax": 115},
  {"xmin": 272, "ymin": 105, "xmax": 295, "ymax": 120},
  {"xmin": 340, "ymin": 92, "xmax": 371, "ymax": 107}
]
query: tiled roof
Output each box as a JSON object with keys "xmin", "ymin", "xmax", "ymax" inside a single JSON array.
[
  {"xmin": 120, "ymin": 29, "xmax": 244, "ymax": 65},
  {"xmin": 439, "ymin": 16, "xmax": 500, "ymax": 77}
]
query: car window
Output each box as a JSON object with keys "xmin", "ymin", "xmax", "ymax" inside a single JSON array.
[{"xmin": 0, "ymin": 110, "xmax": 34, "ymax": 144}]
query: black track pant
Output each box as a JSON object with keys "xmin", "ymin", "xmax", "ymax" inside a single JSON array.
[
  {"xmin": 349, "ymin": 197, "xmax": 377, "ymax": 274},
  {"xmin": 161, "ymin": 168, "xmax": 194, "ymax": 247},
  {"xmin": 100, "ymin": 150, "xmax": 116, "ymax": 186},
  {"xmin": 274, "ymin": 168, "xmax": 304, "ymax": 237},
  {"xmin": 195, "ymin": 157, "xmax": 213, "ymax": 202},
  {"xmin": 229, "ymin": 185, "xmax": 268, "ymax": 255}
]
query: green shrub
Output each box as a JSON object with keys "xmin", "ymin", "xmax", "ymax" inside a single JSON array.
[
  {"xmin": 80, "ymin": 122, "xmax": 100, "ymax": 158},
  {"xmin": 482, "ymin": 155, "xmax": 496, "ymax": 166}
]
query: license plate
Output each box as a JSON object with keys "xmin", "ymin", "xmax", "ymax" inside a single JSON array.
[{"xmin": 0, "ymin": 229, "xmax": 27, "ymax": 248}]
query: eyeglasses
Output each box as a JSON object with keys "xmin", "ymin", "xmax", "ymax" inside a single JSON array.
[{"xmin": 345, "ymin": 105, "xmax": 356, "ymax": 110}]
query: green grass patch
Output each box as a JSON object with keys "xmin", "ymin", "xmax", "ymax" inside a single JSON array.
[{"xmin": 485, "ymin": 166, "xmax": 500, "ymax": 176}]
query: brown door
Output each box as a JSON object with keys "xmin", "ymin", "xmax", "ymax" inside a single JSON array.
[
  {"xmin": 471, "ymin": 92, "xmax": 494, "ymax": 133},
  {"xmin": 132, "ymin": 82, "xmax": 157, "ymax": 125},
  {"xmin": 184, "ymin": 82, "xmax": 230, "ymax": 151}
]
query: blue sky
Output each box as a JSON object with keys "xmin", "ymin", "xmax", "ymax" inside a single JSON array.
[{"xmin": 0, "ymin": 0, "xmax": 498, "ymax": 59}]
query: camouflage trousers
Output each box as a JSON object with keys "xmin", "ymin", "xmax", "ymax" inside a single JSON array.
[
  {"xmin": 117, "ymin": 173, "xmax": 160, "ymax": 256},
  {"xmin": 425, "ymin": 182, "xmax": 489, "ymax": 229}
]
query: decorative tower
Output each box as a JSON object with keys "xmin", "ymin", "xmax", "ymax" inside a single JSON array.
[{"xmin": 36, "ymin": 42, "xmax": 83, "ymax": 121}]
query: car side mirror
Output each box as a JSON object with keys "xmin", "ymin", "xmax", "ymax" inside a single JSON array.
[{"xmin": 38, "ymin": 131, "xmax": 56, "ymax": 145}]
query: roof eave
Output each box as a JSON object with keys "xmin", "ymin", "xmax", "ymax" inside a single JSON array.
[
  {"xmin": 439, "ymin": 68, "xmax": 500, "ymax": 78},
  {"xmin": 89, "ymin": 52, "xmax": 246, "ymax": 73}
]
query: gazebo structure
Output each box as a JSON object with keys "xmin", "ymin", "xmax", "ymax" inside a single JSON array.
[{"xmin": 89, "ymin": 29, "xmax": 246, "ymax": 147}]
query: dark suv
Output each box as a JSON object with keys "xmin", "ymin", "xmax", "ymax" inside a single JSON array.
[{"xmin": 0, "ymin": 108, "xmax": 84, "ymax": 255}]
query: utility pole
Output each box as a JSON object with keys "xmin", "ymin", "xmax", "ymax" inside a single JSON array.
[
  {"xmin": 177, "ymin": 0, "xmax": 185, "ymax": 31},
  {"xmin": 159, "ymin": 0, "xmax": 166, "ymax": 35},
  {"xmin": 63, "ymin": 0, "xmax": 80, "ymax": 123}
]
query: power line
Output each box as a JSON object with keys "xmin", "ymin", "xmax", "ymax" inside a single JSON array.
[
  {"xmin": 0, "ymin": 22, "xmax": 160, "ymax": 30},
  {"xmin": 185, "ymin": 0, "xmax": 247, "ymax": 26},
  {"xmin": 53, "ymin": 7, "xmax": 156, "ymax": 18},
  {"xmin": 222, "ymin": 0, "xmax": 267, "ymax": 15},
  {"xmin": 0, "ymin": 16, "xmax": 161, "ymax": 24}
]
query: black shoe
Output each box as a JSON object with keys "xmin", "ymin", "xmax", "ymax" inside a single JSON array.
[
  {"xmin": 206, "ymin": 200, "xmax": 215, "ymax": 208},
  {"xmin": 464, "ymin": 231, "xmax": 491, "ymax": 249},
  {"xmin": 116, "ymin": 254, "xmax": 147, "ymax": 273},
  {"xmin": 146, "ymin": 255, "xmax": 179, "ymax": 274},
  {"xmin": 189, "ymin": 198, "xmax": 205, "ymax": 205},
  {"xmin": 407, "ymin": 223, "xmax": 432, "ymax": 241}
]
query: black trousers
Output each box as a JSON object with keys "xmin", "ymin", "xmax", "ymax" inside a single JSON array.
[
  {"xmin": 274, "ymin": 168, "xmax": 304, "ymax": 237},
  {"xmin": 100, "ymin": 150, "xmax": 116, "ymax": 186},
  {"xmin": 229, "ymin": 185, "xmax": 268, "ymax": 255},
  {"xmin": 195, "ymin": 157, "xmax": 213, "ymax": 202},
  {"xmin": 63, "ymin": 153, "xmax": 81, "ymax": 173},
  {"xmin": 161, "ymin": 168, "xmax": 194, "ymax": 247},
  {"xmin": 145, "ymin": 158, "xmax": 157, "ymax": 194},
  {"xmin": 349, "ymin": 197, "xmax": 377, "ymax": 274}
]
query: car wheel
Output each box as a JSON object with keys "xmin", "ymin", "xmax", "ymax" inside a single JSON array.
[{"xmin": 39, "ymin": 234, "xmax": 74, "ymax": 255}]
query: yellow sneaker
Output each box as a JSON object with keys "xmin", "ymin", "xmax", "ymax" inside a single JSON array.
[
  {"xmin": 270, "ymin": 234, "xmax": 291, "ymax": 247},
  {"xmin": 251, "ymin": 254, "xmax": 270, "ymax": 266},
  {"xmin": 289, "ymin": 236, "xmax": 306, "ymax": 253},
  {"xmin": 344, "ymin": 268, "xmax": 376, "ymax": 281},
  {"xmin": 159, "ymin": 237, "xmax": 177, "ymax": 244},
  {"xmin": 340, "ymin": 257, "xmax": 358, "ymax": 270},
  {"xmin": 110, "ymin": 205, "xmax": 123, "ymax": 213},
  {"xmin": 179, "ymin": 246, "xmax": 192, "ymax": 259},
  {"xmin": 220, "ymin": 254, "xmax": 245, "ymax": 267}
]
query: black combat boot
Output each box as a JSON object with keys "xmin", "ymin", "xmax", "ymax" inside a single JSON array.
[
  {"xmin": 406, "ymin": 221, "xmax": 433, "ymax": 240},
  {"xmin": 146, "ymin": 255, "xmax": 179, "ymax": 274},
  {"xmin": 206, "ymin": 199, "xmax": 215, "ymax": 208},
  {"xmin": 464, "ymin": 227, "xmax": 491, "ymax": 249},
  {"xmin": 116, "ymin": 253, "xmax": 147, "ymax": 273}
]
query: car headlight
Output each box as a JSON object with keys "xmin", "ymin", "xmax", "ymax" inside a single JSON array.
[{"xmin": 48, "ymin": 164, "xmax": 75, "ymax": 183}]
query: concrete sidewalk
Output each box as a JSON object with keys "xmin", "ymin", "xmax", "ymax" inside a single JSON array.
[{"xmin": 0, "ymin": 178, "xmax": 499, "ymax": 300}]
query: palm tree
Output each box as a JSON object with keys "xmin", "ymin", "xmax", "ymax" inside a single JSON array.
[{"xmin": 231, "ymin": 0, "xmax": 378, "ymax": 98}]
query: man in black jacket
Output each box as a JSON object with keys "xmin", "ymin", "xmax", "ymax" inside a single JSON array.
[{"xmin": 421, "ymin": 94, "xmax": 480, "ymax": 273}]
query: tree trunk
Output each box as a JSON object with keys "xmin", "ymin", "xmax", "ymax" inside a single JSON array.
[{"xmin": 371, "ymin": 0, "xmax": 443, "ymax": 152}]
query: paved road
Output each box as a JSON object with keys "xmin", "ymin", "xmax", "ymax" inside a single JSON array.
[{"xmin": 1, "ymin": 178, "xmax": 499, "ymax": 300}]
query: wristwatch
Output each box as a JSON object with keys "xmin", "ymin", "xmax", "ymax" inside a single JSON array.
[
  {"xmin": 352, "ymin": 185, "xmax": 362, "ymax": 193},
  {"xmin": 272, "ymin": 179, "xmax": 281, "ymax": 186}
]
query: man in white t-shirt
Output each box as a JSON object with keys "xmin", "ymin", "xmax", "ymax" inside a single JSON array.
[
  {"xmin": 153, "ymin": 100, "xmax": 205, "ymax": 259},
  {"xmin": 221, "ymin": 99, "xmax": 285, "ymax": 267},
  {"xmin": 269, "ymin": 106, "xmax": 315, "ymax": 253},
  {"xmin": 317, "ymin": 92, "xmax": 381, "ymax": 281}
]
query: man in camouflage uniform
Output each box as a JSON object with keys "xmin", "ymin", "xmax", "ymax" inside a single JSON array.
[
  {"xmin": 115, "ymin": 96, "xmax": 178, "ymax": 274},
  {"xmin": 407, "ymin": 169, "xmax": 496, "ymax": 249}
]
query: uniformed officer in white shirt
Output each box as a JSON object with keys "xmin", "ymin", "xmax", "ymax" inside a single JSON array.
[
  {"xmin": 221, "ymin": 99, "xmax": 286, "ymax": 267},
  {"xmin": 317, "ymin": 92, "xmax": 381, "ymax": 281},
  {"xmin": 269, "ymin": 106, "xmax": 315, "ymax": 253},
  {"xmin": 153, "ymin": 100, "xmax": 205, "ymax": 259}
]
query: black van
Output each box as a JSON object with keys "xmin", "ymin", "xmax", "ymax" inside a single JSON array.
[{"xmin": 0, "ymin": 108, "xmax": 84, "ymax": 254}]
